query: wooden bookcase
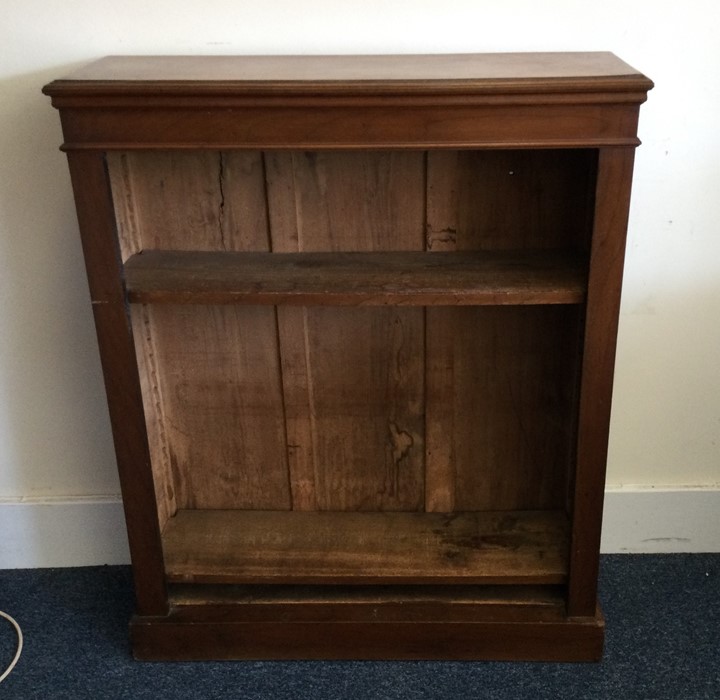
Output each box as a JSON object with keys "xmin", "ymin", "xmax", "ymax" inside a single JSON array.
[{"xmin": 43, "ymin": 53, "xmax": 652, "ymax": 661}]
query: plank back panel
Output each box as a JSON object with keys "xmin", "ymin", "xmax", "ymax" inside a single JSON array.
[
  {"xmin": 427, "ymin": 306, "xmax": 583, "ymax": 512},
  {"xmin": 266, "ymin": 152, "xmax": 426, "ymax": 511},
  {"xmin": 426, "ymin": 149, "xmax": 596, "ymax": 252},
  {"xmin": 108, "ymin": 151, "xmax": 290, "ymax": 511},
  {"xmin": 108, "ymin": 151, "xmax": 271, "ymax": 257},
  {"xmin": 139, "ymin": 304, "xmax": 290, "ymax": 510},
  {"xmin": 425, "ymin": 150, "xmax": 593, "ymax": 512},
  {"xmin": 109, "ymin": 149, "xmax": 592, "ymax": 516}
]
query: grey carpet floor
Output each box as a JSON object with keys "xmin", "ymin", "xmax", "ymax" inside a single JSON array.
[{"xmin": 0, "ymin": 554, "xmax": 718, "ymax": 699}]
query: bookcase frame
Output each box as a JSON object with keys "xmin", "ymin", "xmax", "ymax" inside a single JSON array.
[{"xmin": 44, "ymin": 53, "xmax": 652, "ymax": 661}]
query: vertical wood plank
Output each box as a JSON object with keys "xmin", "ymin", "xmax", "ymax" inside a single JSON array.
[
  {"xmin": 264, "ymin": 152, "xmax": 316, "ymax": 510},
  {"xmin": 107, "ymin": 151, "xmax": 291, "ymax": 511},
  {"xmin": 424, "ymin": 308, "xmax": 455, "ymax": 512},
  {"xmin": 427, "ymin": 150, "xmax": 596, "ymax": 252},
  {"xmin": 425, "ymin": 151, "xmax": 591, "ymax": 513},
  {"xmin": 455, "ymin": 306, "xmax": 581, "ymax": 511},
  {"xmin": 66, "ymin": 151, "xmax": 167, "ymax": 616},
  {"xmin": 427, "ymin": 307, "xmax": 581, "ymax": 513},
  {"xmin": 108, "ymin": 151, "xmax": 271, "ymax": 252},
  {"xmin": 424, "ymin": 151, "xmax": 458, "ymax": 511},
  {"xmin": 266, "ymin": 151, "xmax": 426, "ymax": 511},
  {"xmin": 302, "ymin": 306, "xmax": 424, "ymax": 511},
  {"xmin": 275, "ymin": 305, "xmax": 318, "ymax": 511},
  {"xmin": 567, "ymin": 146, "xmax": 637, "ymax": 616},
  {"xmin": 146, "ymin": 304, "xmax": 291, "ymax": 510}
]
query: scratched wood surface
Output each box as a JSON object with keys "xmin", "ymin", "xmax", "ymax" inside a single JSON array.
[
  {"xmin": 108, "ymin": 151, "xmax": 289, "ymax": 513},
  {"xmin": 266, "ymin": 151, "xmax": 426, "ymax": 511},
  {"xmin": 426, "ymin": 306, "xmax": 583, "ymax": 513},
  {"xmin": 109, "ymin": 148, "xmax": 591, "ymax": 516},
  {"xmin": 425, "ymin": 149, "xmax": 596, "ymax": 252},
  {"xmin": 424, "ymin": 150, "xmax": 593, "ymax": 512},
  {"xmin": 123, "ymin": 249, "xmax": 587, "ymax": 306},
  {"xmin": 162, "ymin": 509, "xmax": 569, "ymax": 584}
]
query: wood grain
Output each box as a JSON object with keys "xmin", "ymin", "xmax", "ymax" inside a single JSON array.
[
  {"xmin": 107, "ymin": 151, "xmax": 270, "ymax": 258},
  {"xmin": 124, "ymin": 249, "xmax": 587, "ymax": 306},
  {"xmin": 424, "ymin": 150, "xmax": 593, "ymax": 512},
  {"xmin": 65, "ymin": 151, "xmax": 168, "ymax": 616},
  {"xmin": 568, "ymin": 147, "xmax": 637, "ymax": 616},
  {"xmin": 426, "ymin": 307, "xmax": 583, "ymax": 512},
  {"xmin": 265, "ymin": 151, "xmax": 425, "ymax": 251},
  {"xmin": 426, "ymin": 149, "xmax": 596, "ymax": 252},
  {"xmin": 168, "ymin": 583, "xmax": 566, "ymax": 622},
  {"xmin": 45, "ymin": 52, "xmax": 652, "ymax": 95},
  {"xmin": 142, "ymin": 304, "xmax": 291, "ymax": 510},
  {"xmin": 108, "ymin": 151, "xmax": 291, "ymax": 511},
  {"xmin": 266, "ymin": 151, "xmax": 426, "ymax": 511},
  {"xmin": 47, "ymin": 55, "xmax": 651, "ymax": 152},
  {"xmin": 131, "ymin": 609, "xmax": 604, "ymax": 661},
  {"xmin": 162, "ymin": 509, "xmax": 569, "ymax": 585},
  {"xmin": 46, "ymin": 53, "xmax": 652, "ymax": 661},
  {"xmin": 130, "ymin": 305, "xmax": 176, "ymax": 527}
]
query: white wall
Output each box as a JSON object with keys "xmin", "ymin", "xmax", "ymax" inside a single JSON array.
[{"xmin": 1, "ymin": 1, "xmax": 719, "ymax": 564}]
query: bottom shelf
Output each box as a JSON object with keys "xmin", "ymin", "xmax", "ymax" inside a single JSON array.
[
  {"xmin": 145, "ymin": 510, "xmax": 593, "ymax": 661},
  {"xmin": 161, "ymin": 509, "xmax": 569, "ymax": 585}
]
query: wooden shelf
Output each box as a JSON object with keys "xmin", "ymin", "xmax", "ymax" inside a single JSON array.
[
  {"xmin": 124, "ymin": 249, "xmax": 587, "ymax": 306},
  {"xmin": 162, "ymin": 509, "xmax": 569, "ymax": 585}
]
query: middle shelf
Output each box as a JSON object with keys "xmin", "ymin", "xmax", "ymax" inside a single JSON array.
[{"xmin": 123, "ymin": 249, "xmax": 587, "ymax": 306}]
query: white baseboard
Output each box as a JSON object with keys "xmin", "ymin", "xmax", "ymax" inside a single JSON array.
[
  {"xmin": 601, "ymin": 486, "xmax": 720, "ymax": 553},
  {"xmin": 0, "ymin": 497, "xmax": 130, "ymax": 569},
  {"xmin": 0, "ymin": 487, "xmax": 718, "ymax": 568}
]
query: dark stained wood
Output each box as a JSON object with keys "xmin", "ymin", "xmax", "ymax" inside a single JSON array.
[
  {"xmin": 45, "ymin": 55, "xmax": 651, "ymax": 151},
  {"xmin": 426, "ymin": 306, "xmax": 583, "ymax": 513},
  {"xmin": 108, "ymin": 150, "xmax": 291, "ymax": 512},
  {"xmin": 65, "ymin": 151, "xmax": 167, "ymax": 616},
  {"xmin": 266, "ymin": 151, "xmax": 426, "ymax": 512},
  {"xmin": 424, "ymin": 149, "xmax": 593, "ymax": 513},
  {"xmin": 167, "ymin": 584, "xmax": 566, "ymax": 622},
  {"xmin": 45, "ymin": 53, "xmax": 650, "ymax": 92},
  {"xmin": 568, "ymin": 147, "xmax": 637, "ymax": 616},
  {"xmin": 137, "ymin": 305, "xmax": 291, "ymax": 511},
  {"xmin": 124, "ymin": 249, "xmax": 587, "ymax": 306},
  {"xmin": 130, "ymin": 611, "xmax": 605, "ymax": 661},
  {"xmin": 426, "ymin": 149, "xmax": 597, "ymax": 252},
  {"xmin": 162, "ymin": 509, "xmax": 569, "ymax": 585},
  {"xmin": 45, "ymin": 53, "xmax": 652, "ymax": 661},
  {"xmin": 163, "ymin": 590, "xmax": 569, "ymax": 628},
  {"xmin": 53, "ymin": 103, "xmax": 644, "ymax": 150}
]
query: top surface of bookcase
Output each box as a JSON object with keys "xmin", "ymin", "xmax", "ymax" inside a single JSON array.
[
  {"xmin": 43, "ymin": 52, "xmax": 653, "ymax": 96},
  {"xmin": 43, "ymin": 53, "xmax": 652, "ymax": 153}
]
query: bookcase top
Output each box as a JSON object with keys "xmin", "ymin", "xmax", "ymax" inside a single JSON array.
[{"xmin": 43, "ymin": 52, "xmax": 653, "ymax": 97}]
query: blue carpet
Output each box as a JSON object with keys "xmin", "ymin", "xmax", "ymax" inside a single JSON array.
[{"xmin": 0, "ymin": 555, "xmax": 718, "ymax": 699}]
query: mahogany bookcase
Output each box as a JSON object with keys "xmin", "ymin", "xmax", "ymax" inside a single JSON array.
[{"xmin": 43, "ymin": 53, "xmax": 652, "ymax": 661}]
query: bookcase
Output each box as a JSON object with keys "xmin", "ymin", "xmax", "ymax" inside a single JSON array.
[{"xmin": 43, "ymin": 53, "xmax": 652, "ymax": 661}]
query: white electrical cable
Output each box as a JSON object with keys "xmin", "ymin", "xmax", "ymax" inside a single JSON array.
[{"xmin": 0, "ymin": 610, "xmax": 22, "ymax": 683}]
